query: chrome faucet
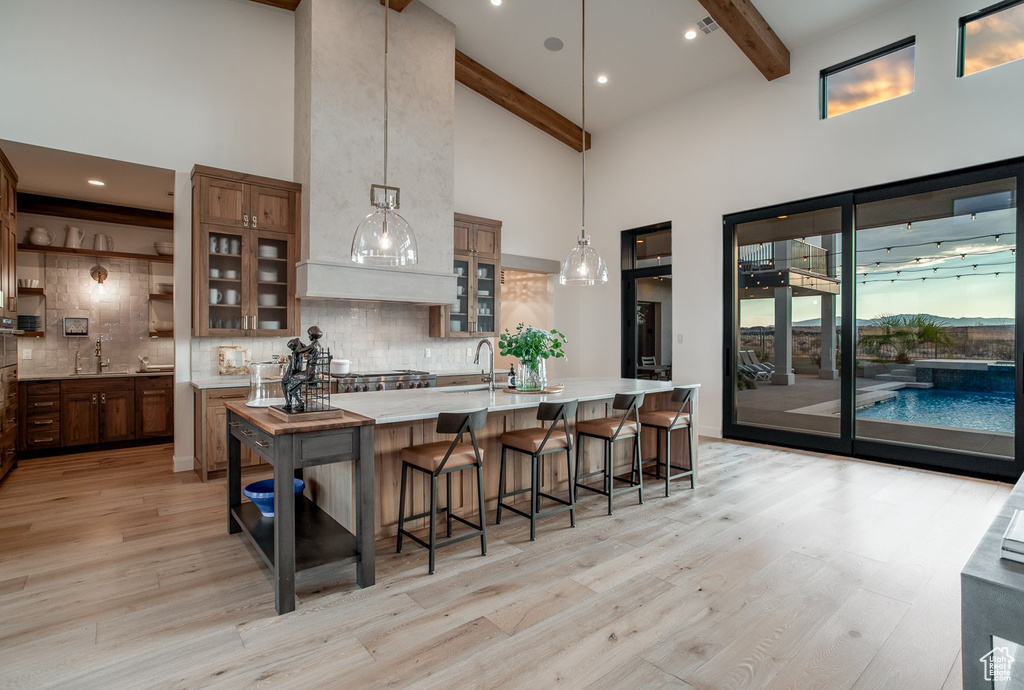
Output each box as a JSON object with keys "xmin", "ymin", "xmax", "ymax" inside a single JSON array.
[
  {"xmin": 75, "ymin": 350, "xmax": 82, "ymax": 375},
  {"xmin": 95, "ymin": 338, "xmax": 110, "ymax": 374},
  {"xmin": 474, "ymin": 339, "xmax": 495, "ymax": 392}
]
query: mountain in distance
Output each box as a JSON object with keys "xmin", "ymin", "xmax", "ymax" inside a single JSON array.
[{"xmin": 790, "ymin": 314, "xmax": 1015, "ymax": 327}]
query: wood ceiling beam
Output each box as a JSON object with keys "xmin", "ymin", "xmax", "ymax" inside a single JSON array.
[
  {"xmin": 17, "ymin": 193, "xmax": 173, "ymax": 231},
  {"xmin": 249, "ymin": 0, "xmax": 301, "ymax": 11},
  {"xmin": 456, "ymin": 50, "xmax": 591, "ymax": 153},
  {"xmin": 696, "ymin": 0, "xmax": 790, "ymax": 81},
  {"xmin": 379, "ymin": 0, "xmax": 414, "ymax": 11}
]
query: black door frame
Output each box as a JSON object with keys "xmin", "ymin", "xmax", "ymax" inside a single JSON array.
[
  {"xmin": 621, "ymin": 221, "xmax": 671, "ymax": 379},
  {"xmin": 723, "ymin": 156, "xmax": 1024, "ymax": 481}
]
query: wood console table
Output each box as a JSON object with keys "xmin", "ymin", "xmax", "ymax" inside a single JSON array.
[{"xmin": 225, "ymin": 402, "xmax": 376, "ymax": 615}]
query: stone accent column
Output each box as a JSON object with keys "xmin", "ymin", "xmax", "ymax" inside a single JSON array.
[
  {"xmin": 772, "ymin": 285, "xmax": 795, "ymax": 385},
  {"xmin": 819, "ymin": 234, "xmax": 839, "ymax": 380}
]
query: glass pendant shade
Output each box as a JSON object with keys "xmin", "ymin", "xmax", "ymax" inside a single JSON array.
[
  {"xmin": 351, "ymin": 196, "xmax": 418, "ymax": 266},
  {"xmin": 559, "ymin": 234, "xmax": 608, "ymax": 286}
]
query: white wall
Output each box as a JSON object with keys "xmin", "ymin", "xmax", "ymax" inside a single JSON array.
[
  {"xmin": 453, "ymin": 84, "xmax": 584, "ymax": 373},
  {"xmin": 0, "ymin": 0, "xmax": 295, "ymax": 469},
  {"xmin": 584, "ymin": 0, "xmax": 1024, "ymax": 436}
]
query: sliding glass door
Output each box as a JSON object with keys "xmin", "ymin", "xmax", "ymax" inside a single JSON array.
[{"xmin": 725, "ymin": 161, "xmax": 1024, "ymax": 479}]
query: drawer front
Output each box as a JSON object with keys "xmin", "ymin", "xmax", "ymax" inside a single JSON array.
[
  {"xmin": 136, "ymin": 375, "xmax": 173, "ymax": 391},
  {"xmin": 298, "ymin": 429, "xmax": 356, "ymax": 465},
  {"xmin": 24, "ymin": 429, "xmax": 60, "ymax": 449},
  {"xmin": 25, "ymin": 397, "xmax": 60, "ymax": 416},
  {"xmin": 25, "ymin": 381, "xmax": 60, "ymax": 396},
  {"xmin": 207, "ymin": 387, "xmax": 248, "ymax": 402},
  {"xmin": 24, "ymin": 417, "xmax": 59, "ymax": 434},
  {"xmin": 231, "ymin": 417, "xmax": 275, "ymax": 463}
]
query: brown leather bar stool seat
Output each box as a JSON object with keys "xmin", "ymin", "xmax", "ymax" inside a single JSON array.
[
  {"xmin": 574, "ymin": 392, "xmax": 645, "ymax": 515},
  {"xmin": 638, "ymin": 387, "xmax": 695, "ymax": 497},
  {"xmin": 396, "ymin": 408, "xmax": 488, "ymax": 574},
  {"xmin": 497, "ymin": 400, "xmax": 578, "ymax": 541}
]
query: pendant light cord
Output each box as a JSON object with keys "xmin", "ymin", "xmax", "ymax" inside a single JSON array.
[
  {"xmin": 580, "ymin": 0, "xmax": 586, "ymax": 241},
  {"xmin": 383, "ymin": 0, "xmax": 390, "ymax": 188}
]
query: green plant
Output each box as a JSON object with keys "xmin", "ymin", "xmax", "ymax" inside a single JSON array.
[
  {"xmin": 498, "ymin": 323, "xmax": 567, "ymax": 363},
  {"xmin": 858, "ymin": 313, "xmax": 950, "ymax": 364}
]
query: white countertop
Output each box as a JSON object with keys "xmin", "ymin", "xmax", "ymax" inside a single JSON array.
[
  {"xmin": 332, "ymin": 377, "xmax": 697, "ymax": 424},
  {"xmin": 191, "ymin": 376, "xmax": 250, "ymax": 390},
  {"xmin": 23, "ymin": 371, "xmax": 174, "ymax": 382}
]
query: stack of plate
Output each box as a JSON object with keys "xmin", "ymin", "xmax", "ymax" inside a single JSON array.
[{"xmin": 17, "ymin": 316, "xmax": 40, "ymax": 331}]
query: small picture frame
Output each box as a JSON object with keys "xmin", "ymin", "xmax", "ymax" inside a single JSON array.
[{"xmin": 63, "ymin": 317, "xmax": 89, "ymax": 337}]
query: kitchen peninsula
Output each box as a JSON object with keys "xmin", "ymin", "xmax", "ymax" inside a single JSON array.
[{"xmin": 301, "ymin": 377, "xmax": 698, "ymax": 541}]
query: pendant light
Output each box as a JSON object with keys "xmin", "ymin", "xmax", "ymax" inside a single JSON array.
[
  {"xmin": 351, "ymin": 0, "xmax": 418, "ymax": 266},
  {"xmin": 559, "ymin": 0, "xmax": 608, "ymax": 286}
]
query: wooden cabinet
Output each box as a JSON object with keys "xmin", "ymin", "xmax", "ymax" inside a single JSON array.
[
  {"xmin": 191, "ymin": 166, "xmax": 300, "ymax": 338},
  {"xmin": 19, "ymin": 376, "xmax": 171, "ymax": 453},
  {"xmin": 0, "ymin": 366, "xmax": 18, "ymax": 480},
  {"xmin": 61, "ymin": 379, "xmax": 135, "ymax": 447},
  {"xmin": 430, "ymin": 213, "xmax": 502, "ymax": 338},
  {"xmin": 136, "ymin": 375, "xmax": 173, "ymax": 439},
  {"xmin": 0, "ymin": 146, "xmax": 19, "ymax": 320},
  {"xmin": 193, "ymin": 386, "xmax": 263, "ymax": 481}
]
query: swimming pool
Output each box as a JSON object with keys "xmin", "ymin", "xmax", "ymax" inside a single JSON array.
[{"xmin": 857, "ymin": 388, "xmax": 1014, "ymax": 433}]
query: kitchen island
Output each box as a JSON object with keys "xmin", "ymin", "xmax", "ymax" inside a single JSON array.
[{"xmin": 303, "ymin": 377, "xmax": 698, "ymax": 540}]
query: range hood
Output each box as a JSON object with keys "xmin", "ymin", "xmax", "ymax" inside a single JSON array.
[{"xmin": 293, "ymin": 0, "xmax": 456, "ymax": 305}]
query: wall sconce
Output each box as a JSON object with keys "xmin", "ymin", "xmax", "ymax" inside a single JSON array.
[{"xmin": 90, "ymin": 264, "xmax": 108, "ymax": 294}]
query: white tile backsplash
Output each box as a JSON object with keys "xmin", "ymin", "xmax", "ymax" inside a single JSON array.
[
  {"xmin": 190, "ymin": 299, "xmax": 490, "ymax": 379},
  {"xmin": 19, "ymin": 256, "xmax": 175, "ymax": 377}
]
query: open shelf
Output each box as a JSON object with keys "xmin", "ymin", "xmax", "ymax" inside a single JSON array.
[
  {"xmin": 231, "ymin": 496, "xmax": 358, "ymax": 572},
  {"xmin": 17, "ymin": 331, "xmax": 44, "ymax": 338},
  {"xmin": 148, "ymin": 293, "xmax": 173, "ymax": 301},
  {"xmin": 17, "ymin": 287, "xmax": 46, "ymax": 296},
  {"xmin": 149, "ymin": 331, "xmax": 173, "ymax": 338},
  {"xmin": 19, "ymin": 244, "xmax": 173, "ymax": 263}
]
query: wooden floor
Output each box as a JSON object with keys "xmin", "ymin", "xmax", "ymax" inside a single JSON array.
[{"xmin": 0, "ymin": 440, "xmax": 1011, "ymax": 689}]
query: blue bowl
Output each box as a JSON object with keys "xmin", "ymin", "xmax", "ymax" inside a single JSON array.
[{"xmin": 243, "ymin": 478, "xmax": 305, "ymax": 518}]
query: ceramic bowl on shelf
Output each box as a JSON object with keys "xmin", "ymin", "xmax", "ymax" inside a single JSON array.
[
  {"xmin": 155, "ymin": 283, "xmax": 173, "ymax": 294},
  {"xmin": 259, "ymin": 320, "xmax": 281, "ymax": 330},
  {"xmin": 224, "ymin": 270, "xmax": 240, "ymax": 280},
  {"xmin": 151, "ymin": 321, "xmax": 174, "ymax": 332},
  {"xmin": 257, "ymin": 270, "xmax": 279, "ymax": 282},
  {"xmin": 257, "ymin": 294, "xmax": 278, "ymax": 307},
  {"xmin": 154, "ymin": 242, "xmax": 174, "ymax": 256},
  {"xmin": 258, "ymin": 245, "xmax": 279, "ymax": 258},
  {"xmin": 244, "ymin": 478, "xmax": 305, "ymax": 518},
  {"xmin": 18, "ymin": 279, "xmax": 41, "ymax": 288}
]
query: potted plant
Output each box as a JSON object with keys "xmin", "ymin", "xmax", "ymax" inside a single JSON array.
[{"xmin": 498, "ymin": 323, "xmax": 567, "ymax": 391}]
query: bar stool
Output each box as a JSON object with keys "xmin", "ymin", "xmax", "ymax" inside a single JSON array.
[
  {"xmin": 639, "ymin": 387, "xmax": 695, "ymax": 497},
  {"xmin": 496, "ymin": 400, "xmax": 579, "ymax": 541},
  {"xmin": 396, "ymin": 408, "xmax": 488, "ymax": 575},
  {"xmin": 574, "ymin": 392, "xmax": 645, "ymax": 515}
]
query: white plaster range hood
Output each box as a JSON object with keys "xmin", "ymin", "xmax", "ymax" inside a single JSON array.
[{"xmin": 294, "ymin": 0, "xmax": 456, "ymax": 305}]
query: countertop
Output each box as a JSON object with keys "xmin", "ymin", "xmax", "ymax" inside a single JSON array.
[
  {"xmin": 225, "ymin": 401, "xmax": 374, "ymax": 435},
  {"xmin": 332, "ymin": 377, "xmax": 696, "ymax": 425},
  {"xmin": 22, "ymin": 370, "xmax": 174, "ymax": 382},
  {"xmin": 191, "ymin": 376, "xmax": 250, "ymax": 390}
]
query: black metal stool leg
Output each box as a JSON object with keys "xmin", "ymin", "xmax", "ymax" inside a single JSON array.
[
  {"xmin": 567, "ymin": 448, "xmax": 576, "ymax": 527},
  {"xmin": 665, "ymin": 428, "xmax": 672, "ymax": 498},
  {"xmin": 428, "ymin": 475, "xmax": 438, "ymax": 575},
  {"xmin": 497, "ymin": 445, "xmax": 507, "ymax": 524},
  {"xmin": 530, "ymin": 453, "xmax": 539, "ymax": 541},
  {"xmin": 446, "ymin": 473, "xmax": 453, "ymax": 537},
  {"xmin": 605, "ymin": 441, "xmax": 613, "ymax": 515},
  {"xmin": 477, "ymin": 463, "xmax": 488, "ymax": 556},
  {"xmin": 396, "ymin": 461, "xmax": 408, "ymax": 553},
  {"xmin": 635, "ymin": 433, "xmax": 644, "ymax": 505},
  {"xmin": 574, "ymin": 435, "xmax": 583, "ymax": 502},
  {"xmin": 688, "ymin": 424, "xmax": 696, "ymax": 488}
]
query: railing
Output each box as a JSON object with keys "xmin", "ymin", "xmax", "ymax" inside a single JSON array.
[{"xmin": 739, "ymin": 240, "xmax": 829, "ymax": 276}]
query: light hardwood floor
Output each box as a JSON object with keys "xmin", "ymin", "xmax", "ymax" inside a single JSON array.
[{"xmin": 0, "ymin": 440, "xmax": 1010, "ymax": 688}]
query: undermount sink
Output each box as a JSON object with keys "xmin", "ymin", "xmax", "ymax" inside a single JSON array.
[{"xmin": 436, "ymin": 384, "xmax": 489, "ymax": 393}]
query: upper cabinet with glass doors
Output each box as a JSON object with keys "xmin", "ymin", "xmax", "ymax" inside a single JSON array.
[
  {"xmin": 430, "ymin": 214, "xmax": 502, "ymax": 338},
  {"xmin": 191, "ymin": 166, "xmax": 301, "ymax": 337}
]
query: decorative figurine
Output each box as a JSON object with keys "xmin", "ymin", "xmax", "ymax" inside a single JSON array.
[
  {"xmin": 275, "ymin": 326, "xmax": 335, "ymax": 417},
  {"xmin": 281, "ymin": 337, "xmax": 313, "ymax": 412}
]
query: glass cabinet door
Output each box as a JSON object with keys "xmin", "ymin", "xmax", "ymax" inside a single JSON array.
[
  {"xmin": 450, "ymin": 258, "xmax": 470, "ymax": 335},
  {"xmin": 206, "ymin": 228, "xmax": 245, "ymax": 333},
  {"xmin": 475, "ymin": 260, "xmax": 497, "ymax": 335},
  {"xmin": 253, "ymin": 235, "xmax": 290, "ymax": 334}
]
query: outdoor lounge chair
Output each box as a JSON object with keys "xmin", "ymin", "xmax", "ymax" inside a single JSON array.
[{"xmin": 741, "ymin": 350, "xmax": 774, "ymax": 375}]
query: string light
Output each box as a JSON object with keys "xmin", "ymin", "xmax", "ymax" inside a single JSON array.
[
  {"xmin": 907, "ymin": 222, "xmax": 913, "ymax": 230},
  {"xmin": 971, "ymin": 213, "xmax": 977, "ymax": 220},
  {"xmin": 936, "ymin": 242, "xmax": 942, "ymax": 248}
]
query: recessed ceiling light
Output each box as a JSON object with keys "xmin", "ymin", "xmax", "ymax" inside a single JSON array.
[
  {"xmin": 684, "ymin": 29, "xmax": 698, "ymax": 40},
  {"xmin": 88, "ymin": 179, "xmax": 106, "ymax": 186},
  {"xmin": 544, "ymin": 37, "xmax": 564, "ymax": 52},
  {"xmin": 596, "ymin": 74, "xmax": 608, "ymax": 84},
  {"xmin": 490, "ymin": 0, "xmax": 501, "ymax": 5}
]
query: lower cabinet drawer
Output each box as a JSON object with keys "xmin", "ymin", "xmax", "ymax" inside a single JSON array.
[
  {"xmin": 232, "ymin": 418, "xmax": 275, "ymax": 463},
  {"xmin": 25, "ymin": 398, "xmax": 60, "ymax": 416},
  {"xmin": 24, "ymin": 430, "xmax": 60, "ymax": 449},
  {"xmin": 24, "ymin": 417, "xmax": 59, "ymax": 434}
]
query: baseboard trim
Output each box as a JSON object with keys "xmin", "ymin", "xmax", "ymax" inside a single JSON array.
[{"xmin": 173, "ymin": 455, "xmax": 195, "ymax": 473}]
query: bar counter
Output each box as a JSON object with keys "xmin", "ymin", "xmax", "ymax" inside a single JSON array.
[{"xmin": 304, "ymin": 377, "xmax": 699, "ymax": 540}]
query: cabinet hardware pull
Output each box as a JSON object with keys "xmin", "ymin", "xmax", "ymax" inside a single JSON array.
[
  {"xmin": 7, "ymin": 391, "xmax": 16, "ymax": 398},
  {"xmin": 33, "ymin": 401, "xmax": 53, "ymax": 407},
  {"xmin": 31, "ymin": 438, "xmax": 53, "ymax": 443},
  {"xmin": 32, "ymin": 420, "xmax": 52, "ymax": 425},
  {"xmin": 228, "ymin": 422, "xmax": 240, "ymax": 428},
  {"xmin": 255, "ymin": 439, "xmax": 270, "ymax": 448},
  {"xmin": 91, "ymin": 394, "xmax": 98, "ymax": 404},
  {"xmin": 142, "ymin": 391, "xmax": 162, "ymax": 396},
  {"xmin": 101, "ymin": 393, "xmax": 106, "ymax": 404},
  {"xmin": 252, "ymin": 214, "xmax": 257, "ymax": 229},
  {"xmin": 6, "ymin": 448, "xmax": 13, "ymax": 455},
  {"xmin": 240, "ymin": 429, "xmax": 254, "ymax": 437},
  {"xmin": 243, "ymin": 214, "xmax": 249, "ymax": 228}
]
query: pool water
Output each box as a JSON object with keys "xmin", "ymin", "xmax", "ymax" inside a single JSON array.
[{"xmin": 857, "ymin": 388, "xmax": 1014, "ymax": 434}]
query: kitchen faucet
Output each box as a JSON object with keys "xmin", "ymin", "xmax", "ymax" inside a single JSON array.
[
  {"xmin": 474, "ymin": 339, "xmax": 495, "ymax": 392},
  {"xmin": 75, "ymin": 350, "xmax": 82, "ymax": 375},
  {"xmin": 95, "ymin": 338, "xmax": 110, "ymax": 374}
]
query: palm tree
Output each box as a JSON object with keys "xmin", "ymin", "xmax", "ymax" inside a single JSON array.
[
  {"xmin": 858, "ymin": 314, "xmax": 919, "ymax": 363},
  {"xmin": 907, "ymin": 314, "xmax": 952, "ymax": 358}
]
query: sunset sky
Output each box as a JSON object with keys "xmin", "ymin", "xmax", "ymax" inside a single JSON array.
[
  {"xmin": 964, "ymin": 2, "xmax": 1024, "ymax": 75},
  {"xmin": 826, "ymin": 44, "xmax": 915, "ymax": 118}
]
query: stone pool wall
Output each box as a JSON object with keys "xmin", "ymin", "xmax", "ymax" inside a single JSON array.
[{"xmin": 915, "ymin": 359, "xmax": 1015, "ymax": 392}]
